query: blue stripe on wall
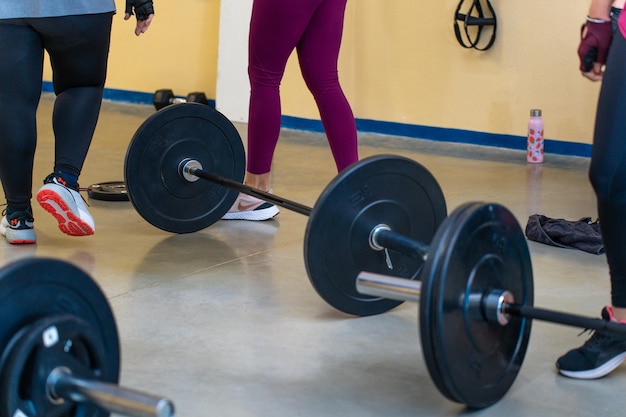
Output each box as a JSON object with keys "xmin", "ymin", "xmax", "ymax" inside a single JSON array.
[
  {"xmin": 42, "ymin": 82, "xmax": 591, "ymax": 158},
  {"xmin": 42, "ymin": 81, "xmax": 217, "ymax": 107},
  {"xmin": 280, "ymin": 115, "xmax": 593, "ymax": 159}
]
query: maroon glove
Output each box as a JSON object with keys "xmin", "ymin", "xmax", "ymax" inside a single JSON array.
[{"xmin": 578, "ymin": 20, "xmax": 613, "ymax": 72}]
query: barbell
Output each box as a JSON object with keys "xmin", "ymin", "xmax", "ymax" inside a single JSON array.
[
  {"xmin": 0, "ymin": 257, "xmax": 175, "ymax": 417},
  {"xmin": 124, "ymin": 103, "xmax": 448, "ymax": 316}
]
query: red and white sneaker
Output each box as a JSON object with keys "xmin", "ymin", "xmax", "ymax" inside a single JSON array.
[{"xmin": 36, "ymin": 174, "xmax": 95, "ymax": 236}]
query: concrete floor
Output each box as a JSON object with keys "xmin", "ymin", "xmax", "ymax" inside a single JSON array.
[{"xmin": 1, "ymin": 94, "xmax": 619, "ymax": 416}]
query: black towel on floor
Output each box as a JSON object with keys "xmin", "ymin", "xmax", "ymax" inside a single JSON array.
[{"xmin": 525, "ymin": 214, "xmax": 604, "ymax": 255}]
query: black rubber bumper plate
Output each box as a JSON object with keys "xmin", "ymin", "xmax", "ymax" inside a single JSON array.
[
  {"xmin": 305, "ymin": 154, "xmax": 447, "ymax": 316},
  {"xmin": 0, "ymin": 258, "xmax": 120, "ymax": 417},
  {"xmin": 124, "ymin": 103, "xmax": 245, "ymax": 233},
  {"xmin": 420, "ymin": 202, "xmax": 533, "ymax": 408}
]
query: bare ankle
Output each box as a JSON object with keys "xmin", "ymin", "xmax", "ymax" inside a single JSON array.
[
  {"xmin": 245, "ymin": 171, "xmax": 271, "ymax": 191},
  {"xmin": 612, "ymin": 306, "xmax": 626, "ymax": 322}
]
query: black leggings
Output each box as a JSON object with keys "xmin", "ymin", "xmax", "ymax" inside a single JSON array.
[
  {"xmin": 0, "ymin": 13, "xmax": 113, "ymax": 210},
  {"xmin": 589, "ymin": 29, "xmax": 626, "ymax": 308}
]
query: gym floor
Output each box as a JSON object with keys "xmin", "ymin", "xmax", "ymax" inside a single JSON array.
[{"xmin": 3, "ymin": 94, "xmax": 618, "ymax": 416}]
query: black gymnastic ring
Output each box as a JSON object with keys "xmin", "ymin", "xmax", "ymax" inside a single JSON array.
[{"xmin": 454, "ymin": 0, "xmax": 497, "ymax": 51}]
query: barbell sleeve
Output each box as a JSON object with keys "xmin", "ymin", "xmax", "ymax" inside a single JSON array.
[
  {"xmin": 47, "ymin": 367, "xmax": 175, "ymax": 417},
  {"xmin": 356, "ymin": 271, "xmax": 421, "ymax": 302}
]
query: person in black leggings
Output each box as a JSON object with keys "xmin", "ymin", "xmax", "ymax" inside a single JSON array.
[
  {"xmin": 0, "ymin": 1, "xmax": 153, "ymax": 244},
  {"xmin": 556, "ymin": 0, "xmax": 626, "ymax": 380}
]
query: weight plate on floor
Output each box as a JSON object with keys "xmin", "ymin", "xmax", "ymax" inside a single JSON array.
[
  {"xmin": 125, "ymin": 103, "xmax": 245, "ymax": 233},
  {"xmin": 420, "ymin": 202, "xmax": 533, "ymax": 408},
  {"xmin": 87, "ymin": 181, "xmax": 129, "ymax": 201},
  {"xmin": 305, "ymin": 155, "xmax": 447, "ymax": 316},
  {"xmin": 0, "ymin": 315, "xmax": 113, "ymax": 417},
  {"xmin": 0, "ymin": 258, "xmax": 120, "ymax": 416}
]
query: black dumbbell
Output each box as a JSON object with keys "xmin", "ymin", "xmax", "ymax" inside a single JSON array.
[{"xmin": 153, "ymin": 89, "xmax": 209, "ymax": 110}]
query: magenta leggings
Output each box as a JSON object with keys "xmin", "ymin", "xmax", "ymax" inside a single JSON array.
[{"xmin": 247, "ymin": 0, "xmax": 358, "ymax": 174}]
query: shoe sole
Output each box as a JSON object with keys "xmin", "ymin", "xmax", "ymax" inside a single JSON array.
[
  {"xmin": 0, "ymin": 223, "xmax": 36, "ymax": 244},
  {"xmin": 558, "ymin": 351, "xmax": 626, "ymax": 379},
  {"xmin": 37, "ymin": 190, "xmax": 94, "ymax": 236},
  {"xmin": 5, "ymin": 238, "xmax": 37, "ymax": 244},
  {"xmin": 222, "ymin": 206, "xmax": 280, "ymax": 221}
]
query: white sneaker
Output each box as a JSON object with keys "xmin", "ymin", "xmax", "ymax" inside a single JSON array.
[
  {"xmin": 36, "ymin": 175, "xmax": 95, "ymax": 236},
  {"xmin": 221, "ymin": 192, "xmax": 280, "ymax": 221},
  {"xmin": 0, "ymin": 209, "xmax": 36, "ymax": 244}
]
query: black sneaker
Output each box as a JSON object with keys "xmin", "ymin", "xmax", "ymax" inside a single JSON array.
[
  {"xmin": 0, "ymin": 208, "xmax": 36, "ymax": 244},
  {"xmin": 556, "ymin": 306, "xmax": 626, "ymax": 379}
]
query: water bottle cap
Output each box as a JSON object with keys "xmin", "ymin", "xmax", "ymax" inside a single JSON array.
[{"xmin": 530, "ymin": 109, "xmax": 542, "ymax": 117}]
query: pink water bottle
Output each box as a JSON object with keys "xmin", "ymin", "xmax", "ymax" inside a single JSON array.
[{"xmin": 527, "ymin": 109, "xmax": 544, "ymax": 163}]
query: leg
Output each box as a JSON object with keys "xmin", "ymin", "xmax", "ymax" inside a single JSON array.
[
  {"xmin": 36, "ymin": 13, "xmax": 113, "ymax": 180},
  {"xmin": 0, "ymin": 20, "xmax": 44, "ymax": 211},
  {"xmin": 0, "ymin": 20, "xmax": 43, "ymax": 243},
  {"xmin": 589, "ymin": 28, "xmax": 626, "ymax": 317},
  {"xmin": 224, "ymin": 0, "xmax": 320, "ymax": 221},
  {"xmin": 556, "ymin": 29, "xmax": 626, "ymax": 379},
  {"xmin": 246, "ymin": 0, "xmax": 321, "ymax": 180},
  {"xmin": 33, "ymin": 13, "xmax": 113, "ymax": 236},
  {"xmin": 297, "ymin": 0, "xmax": 358, "ymax": 172}
]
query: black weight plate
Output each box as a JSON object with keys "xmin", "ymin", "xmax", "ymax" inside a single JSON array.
[
  {"xmin": 88, "ymin": 181, "xmax": 129, "ymax": 201},
  {"xmin": 0, "ymin": 315, "xmax": 111, "ymax": 417},
  {"xmin": 125, "ymin": 103, "xmax": 245, "ymax": 233},
  {"xmin": 0, "ymin": 258, "xmax": 119, "ymax": 415},
  {"xmin": 305, "ymin": 155, "xmax": 447, "ymax": 316},
  {"xmin": 420, "ymin": 202, "xmax": 533, "ymax": 408}
]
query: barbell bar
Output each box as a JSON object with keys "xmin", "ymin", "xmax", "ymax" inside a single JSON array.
[
  {"xmin": 124, "ymin": 103, "xmax": 448, "ymax": 316},
  {"xmin": 178, "ymin": 158, "xmax": 312, "ymax": 216},
  {"xmin": 349, "ymin": 201, "xmax": 626, "ymax": 408},
  {"xmin": 180, "ymin": 158, "xmax": 433, "ymax": 259},
  {"xmin": 0, "ymin": 257, "xmax": 175, "ymax": 417}
]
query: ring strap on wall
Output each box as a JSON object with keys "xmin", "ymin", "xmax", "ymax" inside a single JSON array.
[{"xmin": 454, "ymin": 0, "xmax": 497, "ymax": 51}]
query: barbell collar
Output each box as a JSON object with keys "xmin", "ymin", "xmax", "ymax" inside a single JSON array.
[
  {"xmin": 369, "ymin": 224, "xmax": 391, "ymax": 251},
  {"xmin": 186, "ymin": 166, "xmax": 313, "ymax": 216},
  {"xmin": 47, "ymin": 367, "xmax": 175, "ymax": 417},
  {"xmin": 356, "ymin": 271, "xmax": 421, "ymax": 302},
  {"xmin": 179, "ymin": 158, "xmax": 202, "ymax": 183},
  {"xmin": 372, "ymin": 227, "xmax": 429, "ymax": 261},
  {"xmin": 480, "ymin": 289, "xmax": 514, "ymax": 325}
]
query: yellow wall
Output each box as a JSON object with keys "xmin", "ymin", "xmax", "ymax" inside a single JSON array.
[
  {"xmin": 281, "ymin": 0, "xmax": 599, "ymax": 144},
  {"xmin": 43, "ymin": 0, "xmax": 599, "ymax": 145},
  {"xmin": 43, "ymin": 0, "xmax": 221, "ymax": 97}
]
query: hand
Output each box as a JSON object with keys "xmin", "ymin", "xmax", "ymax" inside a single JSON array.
[
  {"xmin": 578, "ymin": 20, "xmax": 612, "ymax": 81},
  {"xmin": 124, "ymin": 0, "xmax": 154, "ymax": 36}
]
